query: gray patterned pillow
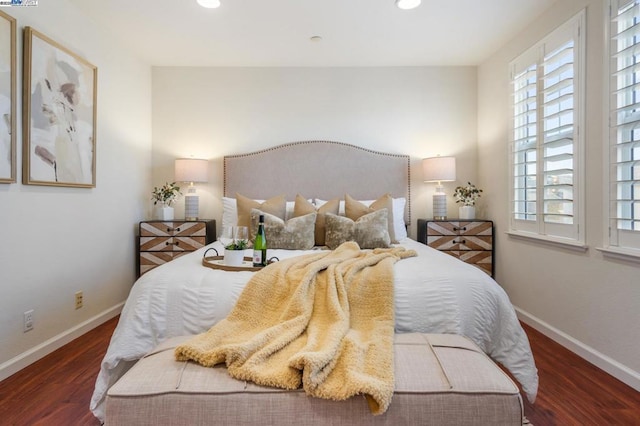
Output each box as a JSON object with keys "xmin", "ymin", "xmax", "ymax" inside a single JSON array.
[
  {"xmin": 324, "ymin": 210, "xmax": 391, "ymax": 250},
  {"xmin": 250, "ymin": 209, "xmax": 317, "ymax": 250}
]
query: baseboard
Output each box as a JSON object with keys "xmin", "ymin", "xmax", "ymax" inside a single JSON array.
[
  {"xmin": 515, "ymin": 306, "xmax": 640, "ymax": 392},
  {"xmin": 0, "ymin": 303, "xmax": 124, "ymax": 382}
]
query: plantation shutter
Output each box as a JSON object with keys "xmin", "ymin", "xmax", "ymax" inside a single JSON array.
[
  {"xmin": 542, "ymin": 40, "xmax": 575, "ymax": 226},
  {"xmin": 509, "ymin": 11, "xmax": 583, "ymax": 241},
  {"xmin": 609, "ymin": 0, "xmax": 640, "ymax": 251},
  {"xmin": 512, "ymin": 61, "xmax": 538, "ymax": 224}
]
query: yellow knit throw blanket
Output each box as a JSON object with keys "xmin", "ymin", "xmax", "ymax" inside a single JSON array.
[{"xmin": 174, "ymin": 241, "xmax": 416, "ymax": 415}]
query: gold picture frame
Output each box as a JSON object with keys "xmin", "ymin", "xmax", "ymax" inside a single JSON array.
[
  {"xmin": 23, "ymin": 26, "xmax": 97, "ymax": 187},
  {"xmin": 0, "ymin": 10, "xmax": 16, "ymax": 184}
]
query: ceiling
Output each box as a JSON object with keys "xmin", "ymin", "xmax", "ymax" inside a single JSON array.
[{"xmin": 68, "ymin": 0, "xmax": 557, "ymax": 67}]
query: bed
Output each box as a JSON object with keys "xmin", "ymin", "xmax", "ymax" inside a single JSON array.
[{"xmin": 90, "ymin": 141, "xmax": 538, "ymax": 423}]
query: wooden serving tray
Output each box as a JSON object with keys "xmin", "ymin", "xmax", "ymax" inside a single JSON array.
[
  {"xmin": 201, "ymin": 248, "xmax": 278, "ymax": 272},
  {"xmin": 202, "ymin": 255, "xmax": 263, "ymax": 272}
]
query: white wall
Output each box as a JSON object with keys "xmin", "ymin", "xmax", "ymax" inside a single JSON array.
[
  {"xmin": 5, "ymin": 0, "xmax": 636, "ymax": 397},
  {"xmin": 151, "ymin": 66, "xmax": 478, "ymax": 236},
  {"xmin": 478, "ymin": 0, "xmax": 640, "ymax": 389},
  {"xmin": 0, "ymin": 1, "xmax": 152, "ymax": 379}
]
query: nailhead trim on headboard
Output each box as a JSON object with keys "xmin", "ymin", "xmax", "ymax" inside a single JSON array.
[{"xmin": 223, "ymin": 140, "xmax": 411, "ymax": 225}]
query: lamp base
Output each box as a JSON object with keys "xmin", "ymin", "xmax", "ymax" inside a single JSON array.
[
  {"xmin": 184, "ymin": 189, "xmax": 199, "ymax": 221},
  {"xmin": 432, "ymin": 193, "xmax": 447, "ymax": 221}
]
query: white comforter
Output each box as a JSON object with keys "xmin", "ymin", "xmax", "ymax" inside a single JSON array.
[{"xmin": 90, "ymin": 238, "xmax": 538, "ymax": 422}]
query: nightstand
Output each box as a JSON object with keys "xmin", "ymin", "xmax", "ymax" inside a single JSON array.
[
  {"xmin": 417, "ymin": 219, "xmax": 494, "ymax": 277},
  {"xmin": 138, "ymin": 219, "xmax": 216, "ymax": 276}
]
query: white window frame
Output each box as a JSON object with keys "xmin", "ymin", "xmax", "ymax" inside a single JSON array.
[
  {"xmin": 508, "ymin": 10, "xmax": 586, "ymax": 249},
  {"xmin": 602, "ymin": 0, "xmax": 640, "ymax": 261}
]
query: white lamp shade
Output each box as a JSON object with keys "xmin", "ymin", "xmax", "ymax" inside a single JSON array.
[
  {"xmin": 422, "ymin": 156, "xmax": 456, "ymax": 183},
  {"xmin": 175, "ymin": 158, "xmax": 209, "ymax": 183}
]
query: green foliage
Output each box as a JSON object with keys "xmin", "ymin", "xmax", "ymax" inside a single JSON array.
[
  {"xmin": 225, "ymin": 240, "xmax": 248, "ymax": 250},
  {"xmin": 453, "ymin": 182, "xmax": 483, "ymax": 206},
  {"xmin": 151, "ymin": 182, "xmax": 181, "ymax": 206}
]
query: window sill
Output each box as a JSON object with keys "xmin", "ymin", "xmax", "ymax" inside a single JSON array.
[
  {"xmin": 506, "ymin": 231, "xmax": 588, "ymax": 252},
  {"xmin": 596, "ymin": 246, "xmax": 640, "ymax": 264}
]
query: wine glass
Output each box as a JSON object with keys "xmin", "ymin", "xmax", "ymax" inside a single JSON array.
[
  {"xmin": 233, "ymin": 226, "xmax": 249, "ymax": 248},
  {"xmin": 218, "ymin": 226, "xmax": 234, "ymax": 248}
]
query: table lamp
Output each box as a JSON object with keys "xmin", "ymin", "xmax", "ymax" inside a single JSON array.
[
  {"xmin": 175, "ymin": 158, "xmax": 209, "ymax": 220},
  {"xmin": 422, "ymin": 156, "xmax": 456, "ymax": 220}
]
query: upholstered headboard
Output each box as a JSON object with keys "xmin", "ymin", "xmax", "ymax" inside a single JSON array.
[{"xmin": 223, "ymin": 141, "xmax": 411, "ymax": 224}]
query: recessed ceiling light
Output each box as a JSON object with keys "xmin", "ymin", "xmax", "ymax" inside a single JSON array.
[
  {"xmin": 197, "ymin": 0, "xmax": 221, "ymax": 8},
  {"xmin": 310, "ymin": 36, "xmax": 323, "ymax": 42},
  {"xmin": 395, "ymin": 0, "xmax": 421, "ymax": 10}
]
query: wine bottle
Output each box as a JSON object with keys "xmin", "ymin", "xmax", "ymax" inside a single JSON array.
[{"xmin": 253, "ymin": 214, "xmax": 267, "ymax": 267}]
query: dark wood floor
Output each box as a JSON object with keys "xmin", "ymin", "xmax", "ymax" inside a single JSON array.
[{"xmin": 0, "ymin": 317, "xmax": 638, "ymax": 425}]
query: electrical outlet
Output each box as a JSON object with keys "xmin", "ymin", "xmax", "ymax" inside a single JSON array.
[
  {"xmin": 75, "ymin": 291, "xmax": 83, "ymax": 310},
  {"xmin": 24, "ymin": 310, "xmax": 34, "ymax": 332}
]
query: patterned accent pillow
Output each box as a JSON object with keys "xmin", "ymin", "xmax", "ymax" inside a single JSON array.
[
  {"xmin": 250, "ymin": 209, "xmax": 317, "ymax": 250},
  {"xmin": 236, "ymin": 193, "xmax": 286, "ymax": 228},
  {"xmin": 324, "ymin": 210, "xmax": 391, "ymax": 250},
  {"xmin": 293, "ymin": 194, "xmax": 340, "ymax": 246},
  {"xmin": 345, "ymin": 193, "xmax": 397, "ymax": 243}
]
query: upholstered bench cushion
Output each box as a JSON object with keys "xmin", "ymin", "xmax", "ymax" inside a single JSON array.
[{"xmin": 105, "ymin": 333, "xmax": 523, "ymax": 426}]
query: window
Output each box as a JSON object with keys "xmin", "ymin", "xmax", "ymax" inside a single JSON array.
[
  {"xmin": 509, "ymin": 11, "xmax": 585, "ymax": 244},
  {"xmin": 607, "ymin": 0, "xmax": 640, "ymax": 255}
]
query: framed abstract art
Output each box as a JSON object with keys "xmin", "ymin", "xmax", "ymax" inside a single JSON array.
[
  {"xmin": 23, "ymin": 26, "xmax": 97, "ymax": 187},
  {"xmin": 0, "ymin": 10, "xmax": 16, "ymax": 183}
]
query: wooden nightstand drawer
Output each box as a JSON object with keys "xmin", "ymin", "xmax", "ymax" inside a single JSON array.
[
  {"xmin": 426, "ymin": 221, "xmax": 492, "ymax": 237},
  {"xmin": 418, "ymin": 219, "xmax": 494, "ymax": 277},
  {"xmin": 426, "ymin": 235, "xmax": 492, "ymax": 251},
  {"xmin": 137, "ymin": 220, "xmax": 215, "ymax": 277},
  {"xmin": 458, "ymin": 250, "xmax": 492, "ymax": 275},
  {"xmin": 441, "ymin": 250, "xmax": 493, "ymax": 276},
  {"xmin": 140, "ymin": 221, "xmax": 207, "ymax": 238},
  {"xmin": 139, "ymin": 251, "xmax": 188, "ymax": 275},
  {"xmin": 139, "ymin": 236, "xmax": 206, "ymax": 252}
]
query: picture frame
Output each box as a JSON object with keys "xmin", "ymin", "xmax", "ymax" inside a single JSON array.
[
  {"xmin": 22, "ymin": 26, "xmax": 97, "ymax": 188},
  {"xmin": 0, "ymin": 10, "xmax": 16, "ymax": 184}
]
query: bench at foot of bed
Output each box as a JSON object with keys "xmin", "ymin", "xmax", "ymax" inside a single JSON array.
[{"xmin": 105, "ymin": 333, "xmax": 523, "ymax": 426}]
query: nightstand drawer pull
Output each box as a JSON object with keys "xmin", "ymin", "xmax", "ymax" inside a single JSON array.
[
  {"xmin": 453, "ymin": 227, "xmax": 467, "ymax": 232},
  {"xmin": 454, "ymin": 239, "xmax": 466, "ymax": 244},
  {"xmin": 164, "ymin": 241, "xmax": 180, "ymax": 246}
]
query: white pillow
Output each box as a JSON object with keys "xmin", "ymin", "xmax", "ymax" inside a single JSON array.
[
  {"xmin": 222, "ymin": 197, "xmax": 238, "ymax": 229},
  {"xmin": 391, "ymin": 197, "xmax": 408, "ymax": 240},
  {"xmin": 315, "ymin": 197, "xmax": 407, "ymax": 240},
  {"xmin": 222, "ymin": 197, "xmax": 306, "ymax": 229},
  {"xmin": 285, "ymin": 200, "xmax": 305, "ymax": 220}
]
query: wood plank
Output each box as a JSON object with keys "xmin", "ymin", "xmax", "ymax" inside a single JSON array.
[
  {"xmin": 0, "ymin": 317, "xmax": 117, "ymax": 425},
  {"xmin": 519, "ymin": 323, "xmax": 640, "ymax": 426}
]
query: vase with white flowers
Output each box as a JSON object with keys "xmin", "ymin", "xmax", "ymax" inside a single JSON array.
[
  {"xmin": 151, "ymin": 182, "xmax": 181, "ymax": 220},
  {"xmin": 453, "ymin": 182, "xmax": 483, "ymax": 220}
]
